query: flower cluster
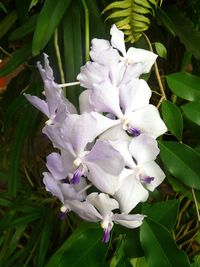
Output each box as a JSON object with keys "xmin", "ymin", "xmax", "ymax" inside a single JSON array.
[{"xmin": 25, "ymin": 25, "xmax": 167, "ymax": 243}]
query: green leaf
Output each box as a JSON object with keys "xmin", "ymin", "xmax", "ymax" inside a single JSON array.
[
  {"xmin": 166, "ymin": 72, "xmax": 200, "ymax": 101},
  {"xmin": 45, "ymin": 222, "xmax": 107, "ymax": 267},
  {"xmin": 0, "ymin": 10, "xmax": 17, "ymax": 39},
  {"xmin": 161, "ymin": 100, "xmax": 183, "ymax": 140},
  {"xmin": 142, "ymin": 200, "xmax": 180, "ymax": 231},
  {"xmin": 9, "ymin": 14, "xmax": 38, "ymax": 40},
  {"xmin": 181, "ymin": 101, "xmax": 200, "ymax": 126},
  {"xmin": 162, "ymin": 6, "xmax": 200, "ymax": 60},
  {"xmin": 0, "ymin": 2, "xmax": 7, "ymax": 13},
  {"xmin": 154, "ymin": 42, "xmax": 167, "ymax": 59},
  {"xmin": 156, "ymin": 7, "xmax": 175, "ymax": 36},
  {"xmin": 32, "ymin": 0, "xmax": 72, "ymax": 55},
  {"xmin": 159, "ymin": 141, "xmax": 200, "ymax": 190},
  {"xmin": 0, "ymin": 43, "xmax": 32, "ymax": 77},
  {"xmin": 29, "ymin": 0, "xmax": 41, "ymax": 10},
  {"xmin": 140, "ymin": 218, "xmax": 191, "ymax": 267}
]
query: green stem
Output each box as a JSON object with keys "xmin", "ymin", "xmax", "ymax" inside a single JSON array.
[
  {"xmin": 192, "ymin": 188, "xmax": 200, "ymax": 222},
  {"xmin": 81, "ymin": 0, "xmax": 90, "ymax": 61},
  {"xmin": 143, "ymin": 33, "xmax": 167, "ymax": 106},
  {"xmin": 54, "ymin": 29, "xmax": 66, "ymax": 93}
]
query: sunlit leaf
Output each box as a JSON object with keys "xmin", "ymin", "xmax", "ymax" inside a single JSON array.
[
  {"xmin": 159, "ymin": 141, "xmax": 200, "ymax": 190},
  {"xmin": 154, "ymin": 42, "xmax": 167, "ymax": 59},
  {"xmin": 161, "ymin": 100, "xmax": 183, "ymax": 140}
]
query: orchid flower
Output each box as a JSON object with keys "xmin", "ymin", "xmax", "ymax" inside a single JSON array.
[
  {"xmin": 24, "ymin": 53, "xmax": 77, "ymax": 125},
  {"xmin": 65, "ymin": 193, "xmax": 145, "ymax": 243}
]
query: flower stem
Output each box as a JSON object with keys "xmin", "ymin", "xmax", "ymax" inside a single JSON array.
[
  {"xmin": 59, "ymin": 81, "xmax": 80, "ymax": 87},
  {"xmin": 142, "ymin": 33, "xmax": 167, "ymax": 106},
  {"xmin": 54, "ymin": 28, "xmax": 66, "ymax": 94},
  {"xmin": 192, "ymin": 188, "xmax": 200, "ymax": 222},
  {"xmin": 81, "ymin": 0, "xmax": 90, "ymax": 61}
]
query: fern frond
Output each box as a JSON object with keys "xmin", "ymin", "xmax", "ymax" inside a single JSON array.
[{"xmin": 103, "ymin": 0, "xmax": 161, "ymax": 43}]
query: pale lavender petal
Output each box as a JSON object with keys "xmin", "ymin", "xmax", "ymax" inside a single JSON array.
[
  {"xmin": 113, "ymin": 213, "xmax": 145, "ymax": 228},
  {"xmin": 69, "ymin": 200, "xmax": 102, "ymax": 222},
  {"xmin": 126, "ymin": 47, "xmax": 157, "ymax": 73},
  {"xmin": 114, "ymin": 169, "xmax": 148, "ymax": 213},
  {"xmin": 24, "ymin": 94, "xmax": 49, "ymax": 117},
  {"xmin": 140, "ymin": 161, "xmax": 165, "ymax": 191},
  {"xmin": 110, "ymin": 24, "xmax": 126, "ymax": 56},
  {"xmin": 86, "ymin": 193, "xmax": 119, "ymax": 216},
  {"xmin": 127, "ymin": 105, "xmax": 167, "ymax": 139},
  {"xmin": 79, "ymin": 90, "xmax": 96, "ymax": 113},
  {"xmin": 89, "ymin": 81, "xmax": 123, "ymax": 117},
  {"xmin": 119, "ymin": 78, "xmax": 151, "ymax": 114},
  {"xmin": 46, "ymin": 152, "xmax": 67, "ymax": 179},
  {"xmin": 129, "ymin": 134, "xmax": 160, "ymax": 165},
  {"xmin": 100, "ymin": 124, "xmax": 131, "ymax": 142},
  {"xmin": 43, "ymin": 172, "xmax": 64, "ymax": 203},
  {"xmin": 61, "ymin": 113, "xmax": 97, "ymax": 154}
]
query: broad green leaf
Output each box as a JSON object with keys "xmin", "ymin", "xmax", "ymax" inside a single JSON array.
[
  {"xmin": 159, "ymin": 141, "xmax": 200, "ymax": 190},
  {"xmin": 45, "ymin": 222, "xmax": 107, "ymax": 267},
  {"xmin": 0, "ymin": 43, "xmax": 31, "ymax": 77},
  {"xmin": 166, "ymin": 72, "xmax": 200, "ymax": 101},
  {"xmin": 154, "ymin": 42, "xmax": 167, "ymax": 59},
  {"xmin": 32, "ymin": 0, "xmax": 72, "ymax": 55},
  {"xmin": 161, "ymin": 100, "xmax": 183, "ymax": 140},
  {"xmin": 156, "ymin": 7, "xmax": 175, "ymax": 36},
  {"xmin": 62, "ymin": 1, "xmax": 83, "ymax": 106},
  {"xmin": 162, "ymin": 6, "xmax": 200, "ymax": 60},
  {"xmin": 0, "ymin": 10, "xmax": 17, "ymax": 39},
  {"xmin": 130, "ymin": 257, "xmax": 148, "ymax": 267},
  {"xmin": 140, "ymin": 218, "xmax": 191, "ymax": 267},
  {"xmin": 182, "ymin": 101, "xmax": 200, "ymax": 126},
  {"xmin": 142, "ymin": 200, "xmax": 180, "ymax": 231},
  {"xmin": 0, "ymin": 2, "xmax": 7, "ymax": 13},
  {"xmin": 9, "ymin": 14, "xmax": 38, "ymax": 40}
]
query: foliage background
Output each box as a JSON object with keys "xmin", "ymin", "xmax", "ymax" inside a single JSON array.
[{"xmin": 0, "ymin": 0, "xmax": 200, "ymax": 266}]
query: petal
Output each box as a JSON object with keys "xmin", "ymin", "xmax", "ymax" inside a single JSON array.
[
  {"xmin": 89, "ymin": 81, "xmax": 123, "ymax": 117},
  {"xmin": 110, "ymin": 24, "xmax": 126, "ymax": 56},
  {"xmin": 79, "ymin": 90, "xmax": 96, "ymax": 113},
  {"xmin": 77, "ymin": 61, "xmax": 109, "ymax": 89},
  {"xmin": 129, "ymin": 134, "xmax": 160, "ymax": 165},
  {"xmin": 61, "ymin": 113, "xmax": 97, "ymax": 154},
  {"xmin": 100, "ymin": 124, "xmax": 130, "ymax": 142},
  {"xmin": 69, "ymin": 199, "xmax": 102, "ymax": 222},
  {"xmin": 126, "ymin": 47, "xmax": 157, "ymax": 73},
  {"xmin": 113, "ymin": 213, "xmax": 145, "ymax": 228},
  {"xmin": 86, "ymin": 192, "xmax": 119, "ymax": 216},
  {"xmin": 24, "ymin": 94, "xmax": 49, "ymax": 117},
  {"xmin": 43, "ymin": 172, "xmax": 64, "ymax": 203},
  {"xmin": 114, "ymin": 169, "xmax": 148, "ymax": 213},
  {"xmin": 141, "ymin": 161, "xmax": 166, "ymax": 191},
  {"xmin": 85, "ymin": 140, "xmax": 124, "ymax": 176},
  {"xmin": 46, "ymin": 152, "xmax": 67, "ymax": 179},
  {"xmin": 120, "ymin": 78, "xmax": 151, "ymax": 114},
  {"xmin": 127, "ymin": 105, "xmax": 167, "ymax": 139}
]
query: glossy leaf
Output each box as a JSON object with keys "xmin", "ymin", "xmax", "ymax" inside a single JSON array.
[
  {"xmin": 159, "ymin": 141, "xmax": 200, "ymax": 190},
  {"xmin": 140, "ymin": 218, "xmax": 191, "ymax": 267},
  {"xmin": 182, "ymin": 101, "xmax": 200, "ymax": 126},
  {"xmin": 161, "ymin": 100, "xmax": 183, "ymax": 140},
  {"xmin": 142, "ymin": 199, "xmax": 180, "ymax": 231},
  {"xmin": 32, "ymin": 0, "xmax": 72, "ymax": 55},
  {"xmin": 0, "ymin": 44, "xmax": 31, "ymax": 77},
  {"xmin": 154, "ymin": 42, "xmax": 167, "ymax": 59},
  {"xmin": 45, "ymin": 222, "xmax": 107, "ymax": 267},
  {"xmin": 0, "ymin": 10, "xmax": 17, "ymax": 39},
  {"xmin": 9, "ymin": 14, "xmax": 38, "ymax": 40},
  {"xmin": 166, "ymin": 72, "xmax": 200, "ymax": 101}
]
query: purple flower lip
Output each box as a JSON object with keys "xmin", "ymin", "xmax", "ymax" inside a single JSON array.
[
  {"xmin": 59, "ymin": 211, "xmax": 67, "ymax": 220},
  {"xmin": 102, "ymin": 227, "xmax": 111, "ymax": 243},
  {"xmin": 141, "ymin": 176, "xmax": 154, "ymax": 184},
  {"xmin": 127, "ymin": 127, "xmax": 141, "ymax": 137},
  {"xmin": 71, "ymin": 167, "xmax": 84, "ymax": 184}
]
